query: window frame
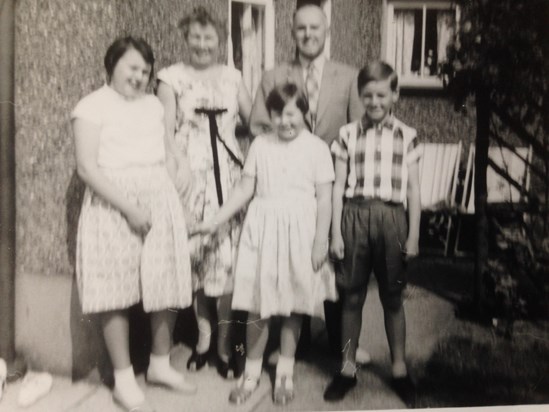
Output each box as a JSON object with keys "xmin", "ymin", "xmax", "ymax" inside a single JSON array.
[
  {"xmin": 381, "ymin": 0, "xmax": 459, "ymax": 89},
  {"xmin": 227, "ymin": 0, "xmax": 275, "ymax": 71}
]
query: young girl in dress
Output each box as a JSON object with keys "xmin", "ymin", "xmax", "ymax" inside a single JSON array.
[
  {"xmin": 72, "ymin": 37, "xmax": 195, "ymax": 412},
  {"xmin": 195, "ymin": 83, "xmax": 338, "ymax": 406}
]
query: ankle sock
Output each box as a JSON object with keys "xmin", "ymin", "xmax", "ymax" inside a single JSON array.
[
  {"xmin": 392, "ymin": 362, "xmax": 408, "ymax": 378},
  {"xmin": 114, "ymin": 365, "xmax": 144, "ymax": 404},
  {"xmin": 244, "ymin": 357, "xmax": 262, "ymax": 379},
  {"xmin": 196, "ymin": 318, "xmax": 211, "ymax": 354},
  {"xmin": 275, "ymin": 356, "xmax": 294, "ymax": 389}
]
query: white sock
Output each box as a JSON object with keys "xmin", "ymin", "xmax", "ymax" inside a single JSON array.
[
  {"xmin": 114, "ymin": 366, "xmax": 144, "ymax": 404},
  {"xmin": 148, "ymin": 353, "xmax": 182, "ymax": 383},
  {"xmin": 244, "ymin": 357, "xmax": 262, "ymax": 379},
  {"xmin": 275, "ymin": 356, "xmax": 295, "ymax": 389},
  {"xmin": 149, "ymin": 353, "xmax": 171, "ymax": 374},
  {"xmin": 196, "ymin": 318, "xmax": 211, "ymax": 354}
]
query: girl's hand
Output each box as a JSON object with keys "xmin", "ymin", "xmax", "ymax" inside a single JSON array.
[
  {"xmin": 191, "ymin": 221, "xmax": 218, "ymax": 236},
  {"xmin": 125, "ymin": 206, "xmax": 152, "ymax": 236},
  {"xmin": 312, "ymin": 239, "xmax": 328, "ymax": 272},
  {"xmin": 403, "ymin": 237, "xmax": 419, "ymax": 261},
  {"xmin": 329, "ymin": 234, "xmax": 345, "ymax": 261}
]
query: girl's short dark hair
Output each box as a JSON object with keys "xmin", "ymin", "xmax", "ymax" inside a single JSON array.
[
  {"xmin": 104, "ymin": 36, "xmax": 155, "ymax": 83},
  {"xmin": 178, "ymin": 6, "xmax": 227, "ymax": 41},
  {"xmin": 266, "ymin": 83, "xmax": 309, "ymax": 116},
  {"xmin": 357, "ymin": 61, "xmax": 398, "ymax": 92}
]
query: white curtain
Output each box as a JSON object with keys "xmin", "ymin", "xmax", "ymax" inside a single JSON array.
[
  {"xmin": 240, "ymin": 5, "xmax": 263, "ymax": 98},
  {"xmin": 392, "ymin": 10, "xmax": 415, "ymax": 76},
  {"xmin": 437, "ymin": 11, "xmax": 454, "ymax": 65}
]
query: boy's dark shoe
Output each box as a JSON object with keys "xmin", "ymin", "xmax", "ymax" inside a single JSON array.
[
  {"xmin": 391, "ymin": 375, "xmax": 416, "ymax": 408},
  {"xmin": 323, "ymin": 374, "xmax": 357, "ymax": 401}
]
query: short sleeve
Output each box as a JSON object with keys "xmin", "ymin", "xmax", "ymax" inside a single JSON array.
[
  {"xmin": 406, "ymin": 130, "xmax": 421, "ymax": 165},
  {"xmin": 157, "ymin": 65, "xmax": 181, "ymax": 95},
  {"xmin": 315, "ymin": 141, "xmax": 335, "ymax": 184},
  {"xmin": 330, "ymin": 124, "xmax": 351, "ymax": 161},
  {"xmin": 71, "ymin": 93, "xmax": 102, "ymax": 126},
  {"xmin": 243, "ymin": 136, "xmax": 260, "ymax": 177}
]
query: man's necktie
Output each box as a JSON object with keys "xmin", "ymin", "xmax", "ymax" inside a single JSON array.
[{"xmin": 305, "ymin": 62, "xmax": 319, "ymax": 132}]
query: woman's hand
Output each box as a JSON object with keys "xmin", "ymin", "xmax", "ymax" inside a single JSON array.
[
  {"xmin": 125, "ymin": 206, "xmax": 152, "ymax": 236},
  {"xmin": 329, "ymin": 234, "xmax": 345, "ymax": 261},
  {"xmin": 312, "ymin": 239, "xmax": 329, "ymax": 272}
]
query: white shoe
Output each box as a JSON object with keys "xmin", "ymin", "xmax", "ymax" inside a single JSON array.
[
  {"xmin": 147, "ymin": 366, "xmax": 197, "ymax": 395},
  {"xmin": 17, "ymin": 372, "xmax": 53, "ymax": 407},
  {"xmin": 0, "ymin": 358, "xmax": 6, "ymax": 401},
  {"xmin": 356, "ymin": 347, "xmax": 372, "ymax": 365}
]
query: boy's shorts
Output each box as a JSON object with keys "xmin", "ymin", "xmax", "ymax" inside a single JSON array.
[{"xmin": 336, "ymin": 197, "xmax": 408, "ymax": 305}]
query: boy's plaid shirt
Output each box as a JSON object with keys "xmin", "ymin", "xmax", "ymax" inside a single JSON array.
[{"xmin": 331, "ymin": 115, "xmax": 421, "ymax": 204}]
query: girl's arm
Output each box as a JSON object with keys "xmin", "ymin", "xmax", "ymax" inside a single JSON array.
[
  {"xmin": 73, "ymin": 118, "xmax": 151, "ymax": 235},
  {"xmin": 157, "ymin": 80, "xmax": 192, "ymax": 201},
  {"xmin": 237, "ymin": 81, "xmax": 252, "ymax": 125},
  {"xmin": 330, "ymin": 157, "xmax": 348, "ymax": 260},
  {"xmin": 312, "ymin": 181, "xmax": 333, "ymax": 271},
  {"xmin": 405, "ymin": 160, "xmax": 421, "ymax": 259},
  {"xmin": 194, "ymin": 175, "xmax": 256, "ymax": 235}
]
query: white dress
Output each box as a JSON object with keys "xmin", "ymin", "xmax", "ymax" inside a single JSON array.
[
  {"xmin": 72, "ymin": 85, "xmax": 193, "ymax": 314},
  {"xmin": 157, "ymin": 63, "xmax": 244, "ymax": 297},
  {"xmin": 231, "ymin": 131, "xmax": 338, "ymax": 318}
]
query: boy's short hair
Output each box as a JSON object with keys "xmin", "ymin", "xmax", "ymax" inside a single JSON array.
[
  {"xmin": 266, "ymin": 83, "xmax": 309, "ymax": 116},
  {"xmin": 357, "ymin": 61, "xmax": 398, "ymax": 92}
]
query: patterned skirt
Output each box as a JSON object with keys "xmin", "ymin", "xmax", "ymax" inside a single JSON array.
[{"xmin": 76, "ymin": 164, "xmax": 192, "ymax": 314}]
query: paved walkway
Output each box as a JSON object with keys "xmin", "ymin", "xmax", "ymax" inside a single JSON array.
[{"xmin": 0, "ymin": 273, "xmax": 457, "ymax": 412}]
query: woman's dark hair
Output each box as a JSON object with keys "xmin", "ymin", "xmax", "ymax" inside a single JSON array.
[
  {"xmin": 357, "ymin": 60, "xmax": 398, "ymax": 92},
  {"xmin": 266, "ymin": 83, "xmax": 309, "ymax": 116},
  {"xmin": 178, "ymin": 6, "xmax": 226, "ymax": 41},
  {"xmin": 104, "ymin": 36, "xmax": 155, "ymax": 83}
]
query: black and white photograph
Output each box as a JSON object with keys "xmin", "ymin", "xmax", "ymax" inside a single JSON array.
[{"xmin": 0, "ymin": 0, "xmax": 548, "ymax": 411}]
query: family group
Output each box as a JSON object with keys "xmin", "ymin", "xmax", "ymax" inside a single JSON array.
[{"xmin": 72, "ymin": 4, "xmax": 421, "ymax": 411}]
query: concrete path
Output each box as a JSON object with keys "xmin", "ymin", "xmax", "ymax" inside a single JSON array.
[{"xmin": 0, "ymin": 278, "xmax": 456, "ymax": 412}]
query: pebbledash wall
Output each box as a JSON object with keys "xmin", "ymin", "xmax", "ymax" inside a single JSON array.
[{"xmin": 14, "ymin": 0, "xmax": 474, "ymax": 377}]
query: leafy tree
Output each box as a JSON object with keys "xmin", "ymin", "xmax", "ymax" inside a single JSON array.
[{"xmin": 443, "ymin": 0, "xmax": 549, "ymax": 316}]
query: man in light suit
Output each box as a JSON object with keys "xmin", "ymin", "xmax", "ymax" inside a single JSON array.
[{"xmin": 249, "ymin": 4, "xmax": 369, "ymax": 363}]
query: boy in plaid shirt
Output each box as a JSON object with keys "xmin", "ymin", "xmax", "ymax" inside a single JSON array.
[{"xmin": 323, "ymin": 61, "xmax": 421, "ymax": 405}]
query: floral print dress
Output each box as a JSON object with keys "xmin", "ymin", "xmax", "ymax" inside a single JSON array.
[{"xmin": 157, "ymin": 63, "xmax": 244, "ymax": 297}]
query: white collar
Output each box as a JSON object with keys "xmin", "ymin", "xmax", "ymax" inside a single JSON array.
[{"xmin": 299, "ymin": 54, "xmax": 326, "ymax": 79}]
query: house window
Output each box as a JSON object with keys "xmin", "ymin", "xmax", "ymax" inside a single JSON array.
[
  {"xmin": 228, "ymin": 0, "xmax": 275, "ymax": 98},
  {"xmin": 296, "ymin": 0, "xmax": 331, "ymax": 59},
  {"xmin": 382, "ymin": 1, "xmax": 458, "ymax": 88}
]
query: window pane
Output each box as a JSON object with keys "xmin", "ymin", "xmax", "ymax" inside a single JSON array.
[{"xmin": 391, "ymin": 6, "xmax": 454, "ymax": 80}]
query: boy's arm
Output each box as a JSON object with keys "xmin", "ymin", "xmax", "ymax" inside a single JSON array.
[
  {"xmin": 330, "ymin": 157, "xmax": 349, "ymax": 260},
  {"xmin": 312, "ymin": 181, "xmax": 333, "ymax": 271},
  {"xmin": 405, "ymin": 160, "xmax": 421, "ymax": 259}
]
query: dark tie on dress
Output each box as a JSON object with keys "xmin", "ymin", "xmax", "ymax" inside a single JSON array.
[
  {"xmin": 195, "ymin": 107, "xmax": 228, "ymax": 206},
  {"xmin": 305, "ymin": 62, "xmax": 319, "ymax": 133}
]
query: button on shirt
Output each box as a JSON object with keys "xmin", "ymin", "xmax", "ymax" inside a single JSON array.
[{"xmin": 331, "ymin": 115, "xmax": 421, "ymax": 203}]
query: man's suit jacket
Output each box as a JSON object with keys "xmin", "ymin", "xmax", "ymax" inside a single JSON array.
[{"xmin": 249, "ymin": 60, "xmax": 363, "ymax": 146}]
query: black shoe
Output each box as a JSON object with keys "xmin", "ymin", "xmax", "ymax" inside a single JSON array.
[
  {"xmin": 217, "ymin": 356, "xmax": 240, "ymax": 380},
  {"xmin": 391, "ymin": 375, "xmax": 416, "ymax": 408},
  {"xmin": 323, "ymin": 374, "xmax": 357, "ymax": 402},
  {"xmin": 186, "ymin": 351, "xmax": 208, "ymax": 372}
]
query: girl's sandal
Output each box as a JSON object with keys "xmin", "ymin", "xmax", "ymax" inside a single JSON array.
[
  {"xmin": 273, "ymin": 375, "xmax": 294, "ymax": 405},
  {"xmin": 186, "ymin": 351, "xmax": 208, "ymax": 372},
  {"xmin": 228, "ymin": 375, "xmax": 259, "ymax": 405}
]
